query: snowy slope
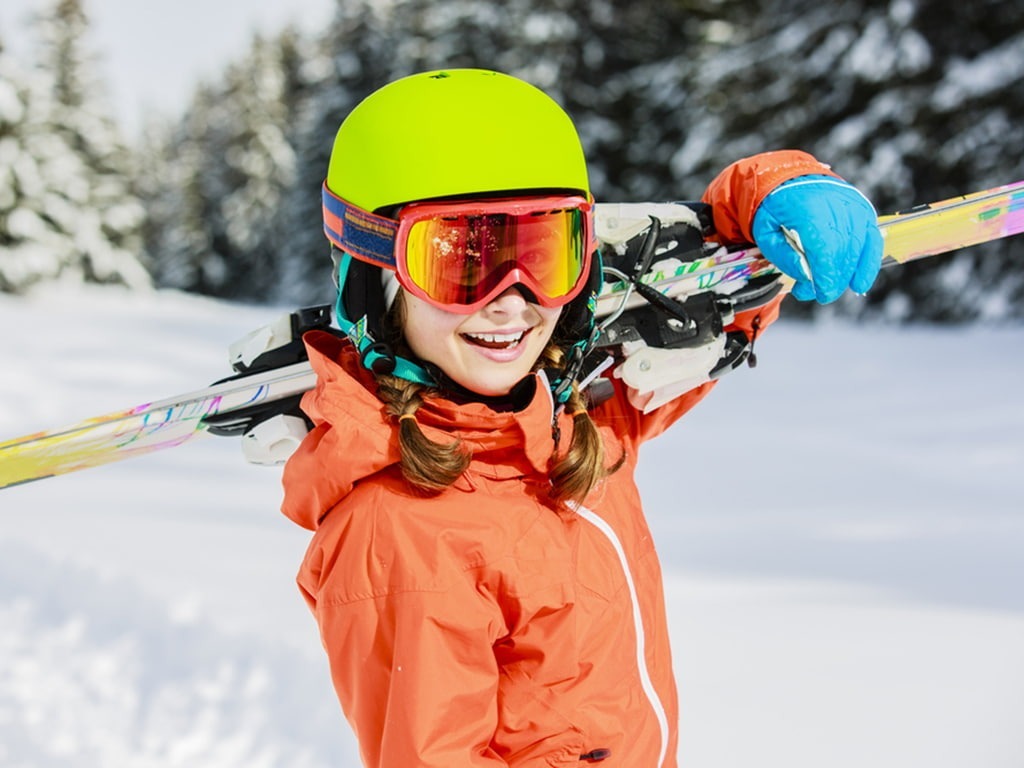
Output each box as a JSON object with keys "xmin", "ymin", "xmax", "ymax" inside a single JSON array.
[{"xmin": 1, "ymin": 286, "xmax": 1023, "ymax": 767}]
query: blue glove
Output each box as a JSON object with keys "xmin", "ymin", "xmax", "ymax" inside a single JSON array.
[{"xmin": 752, "ymin": 175, "xmax": 883, "ymax": 303}]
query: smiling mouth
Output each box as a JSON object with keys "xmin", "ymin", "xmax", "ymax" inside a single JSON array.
[{"xmin": 461, "ymin": 329, "xmax": 528, "ymax": 350}]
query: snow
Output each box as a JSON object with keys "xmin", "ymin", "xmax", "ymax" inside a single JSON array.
[{"xmin": 2, "ymin": 287, "xmax": 1023, "ymax": 767}]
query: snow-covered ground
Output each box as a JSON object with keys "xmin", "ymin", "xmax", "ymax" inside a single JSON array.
[{"xmin": 1, "ymin": 286, "xmax": 1022, "ymax": 767}]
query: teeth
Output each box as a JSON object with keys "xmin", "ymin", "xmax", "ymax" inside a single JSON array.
[{"xmin": 465, "ymin": 331, "xmax": 525, "ymax": 344}]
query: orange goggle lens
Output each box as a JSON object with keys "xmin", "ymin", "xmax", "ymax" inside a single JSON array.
[{"xmin": 396, "ymin": 196, "xmax": 593, "ymax": 313}]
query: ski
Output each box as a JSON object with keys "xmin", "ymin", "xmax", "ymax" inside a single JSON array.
[
  {"xmin": 2, "ymin": 180, "xmax": 1022, "ymax": 489},
  {"xmin": 0, "ymin": 361, "xmax": 317, "ymax": 489},
  {"xmin": 593, "ymin": 179, "xmax": 1024, "ymax": 316}
]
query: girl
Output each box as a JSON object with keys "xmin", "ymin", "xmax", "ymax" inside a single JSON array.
[{"xmin": 282, "ymin": 69, "xmax": 881, "ymax": 767}]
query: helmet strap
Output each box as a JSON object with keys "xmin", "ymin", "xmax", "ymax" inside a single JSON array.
[
  {"xmin": 547, "ymin": 250, "xmax": 604, "ymax": 406},
  {"xmin": 548, "ymin": 332, "xmax": 599, "ymax": 406},
  {"xmin": 333, "ymin": 251, "xmax": 433, "ymax": 385}
]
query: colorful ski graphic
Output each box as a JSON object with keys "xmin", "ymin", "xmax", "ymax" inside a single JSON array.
[{"xmin": 0, "ymin": 363, "xmax": 315, "ymax": 488}]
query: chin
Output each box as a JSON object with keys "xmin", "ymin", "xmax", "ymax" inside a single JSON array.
[
  {"xmin": 457, "ymin": 369, "xmax": 528, "ymax": 398},
  {"xmin": 465, "ymin": 380, "xmax": 518, "ymax": 398}
]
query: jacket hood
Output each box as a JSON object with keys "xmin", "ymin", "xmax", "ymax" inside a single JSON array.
[{"xmin": 281, "ymin": 330, "xmax": 572, "ymax": 531}]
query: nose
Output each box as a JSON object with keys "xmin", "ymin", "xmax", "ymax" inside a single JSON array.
[{"xmin": 484, "ymin": 284, "xmax": 535, "ymax": 313}]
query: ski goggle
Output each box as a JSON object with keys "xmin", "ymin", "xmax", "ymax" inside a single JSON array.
[{"xmin": 322, "ymin": 185, "xmax": 596, "ymax": 314}]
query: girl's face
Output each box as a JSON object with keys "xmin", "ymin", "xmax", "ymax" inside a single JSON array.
[{"xmin": 401, "ymin": 286, "xmax": 563, "ymax": 397}]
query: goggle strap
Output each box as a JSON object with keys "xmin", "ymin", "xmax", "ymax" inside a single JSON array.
[{"xmin": 322, "ymin": 183, "xmax": 399, "ymax": 269}]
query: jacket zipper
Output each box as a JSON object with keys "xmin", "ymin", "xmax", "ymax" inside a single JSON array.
[{"xmin": 573, "ymin": 504, "xmax": 670, "ymax": 767}]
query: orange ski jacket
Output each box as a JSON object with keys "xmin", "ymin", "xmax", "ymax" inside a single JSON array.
[{"xmin": 282, "ymin": 150, "xmax": 831, "ymax": 767}]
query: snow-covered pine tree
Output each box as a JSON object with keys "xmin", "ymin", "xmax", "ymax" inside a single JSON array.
[
  {"xmin": 0, "ymin": 38, "xmax": 37, "ymax": 293},
  {"xmin": 271, "ymin": 0, "xmax": 408, "ymax": 305},
  {"xmin": 0, "ymin": 0, "xmax": 149, "ymax": 294},
  {"xmin": 143, "ymin": 28, "xmax": 310, "ymax": 300},
  {"xmin": 640, "ymin": 0, "xmax": 1024, "ymax": 321}
]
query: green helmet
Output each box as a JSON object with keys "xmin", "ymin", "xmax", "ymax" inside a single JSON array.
[{"xmin": 326, "ymin": 69, "xmax": 590, "ymax": 212}]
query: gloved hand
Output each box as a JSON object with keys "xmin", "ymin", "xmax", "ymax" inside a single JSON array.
[{"xmin": 752, "ymin": 174, "xmax": 883, "ymax": 303}]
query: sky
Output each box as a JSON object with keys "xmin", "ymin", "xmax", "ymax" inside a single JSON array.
[{"xmin": 0, "ymin": 0, "xmax": 334, "ymax": 136}]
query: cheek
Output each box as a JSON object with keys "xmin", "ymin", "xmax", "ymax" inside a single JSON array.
[
  {"xmin": 536, "ymin": 306, "xmax": 564, "ymax": 342},
  {"xmin": 401, "ymin": 294, "xmax": 462, "ymax": 357}
]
